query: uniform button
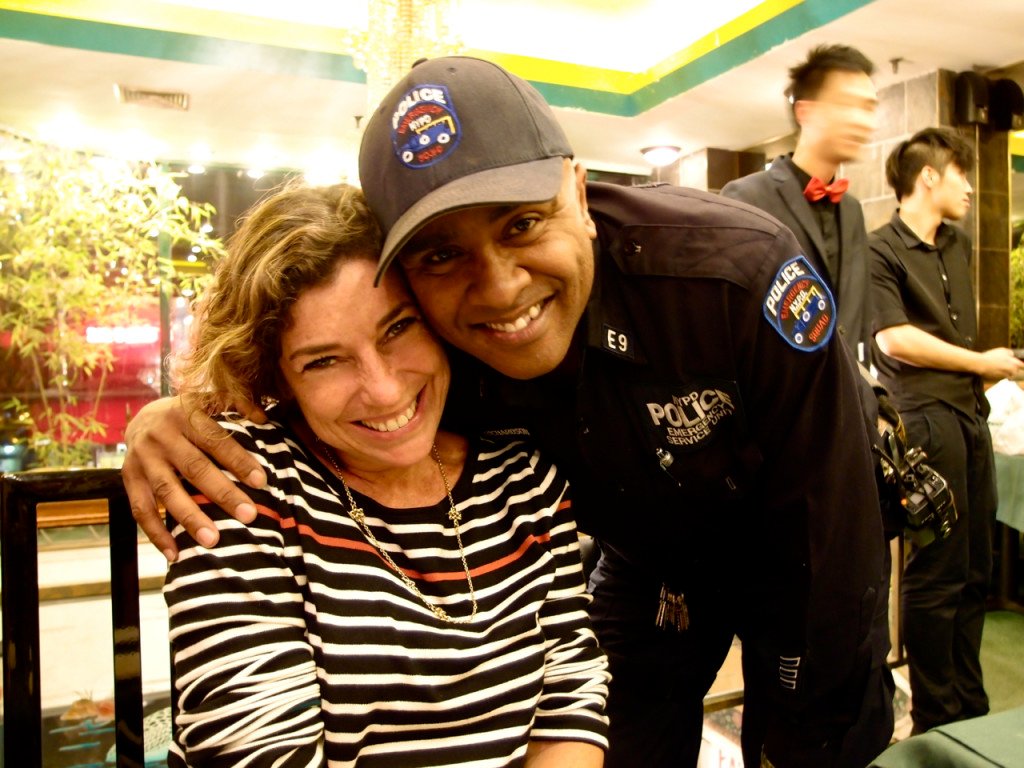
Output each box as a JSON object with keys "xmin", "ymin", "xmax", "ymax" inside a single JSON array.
[
  {"xmin": 627, "ymin": 240, "xmax": 641, "ymax": 255},
  {"xmin": 942, "ymin": 274, "xmax": 948, "ymax": 281},
  {"xmin": 951, "ymin": 311, "xmax": 959, "ymax": 321},
  {"xmin": 838, "ymin": 325, "xmax": 847, "ymax": 336}
]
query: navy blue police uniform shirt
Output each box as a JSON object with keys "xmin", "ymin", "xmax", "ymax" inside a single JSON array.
[{"xmin": 444, "ymin": 181, "xmax": 886, "ymax": 725}]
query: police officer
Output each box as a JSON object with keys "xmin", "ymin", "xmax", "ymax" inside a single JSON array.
[{"xmin": 123, "ymin": 57, "xmax": 893, "ymax": 767}]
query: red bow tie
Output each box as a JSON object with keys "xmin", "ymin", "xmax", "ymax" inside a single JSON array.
[{"xmin": 803, "ymin": 176, "xmax": 849, "ymax": 203}]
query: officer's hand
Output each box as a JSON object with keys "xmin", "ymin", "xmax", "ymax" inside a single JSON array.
[
  {"xmin": 122, "ymin": 395, "xmax": 266, "ymax": 561},
  {"xmin": 977, "ymin": 347, "xmax": 1024, "ymax": 381}
]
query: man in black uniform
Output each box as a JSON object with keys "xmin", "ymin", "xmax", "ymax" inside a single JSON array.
[
  {"xmin": 122, "ymin": 57, "xmax": 893, "ymax": 766},
  {"xmin": 721, "ymin": 44, "xmax": 877, "ymax": 365},
  {"xmin": 870, "ymin": 127, "xmax": 1023, "ymax": 733}
]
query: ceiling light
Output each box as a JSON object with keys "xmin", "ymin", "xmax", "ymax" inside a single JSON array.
[
  {"xmin": 38, "ymin": 111, "xmax": 89, "ymax": 148},
  {"xmin": 107, "ymin": 130, "xmax": 166, "ymax": 161},
  {"xmin": 188, "ymin": 142, "xmax": 212, "ymax": 171},
  {"xmin": 641, "ymin": 145, "xmax": 681, "ymax": 167},
  {"xmin": 303, "ymin": 146, "xmax": 348, "ymax": 186},
  {"xmin": 344, "ymin": 0, "xmax": 464, "ymax": 111},
  {"xmin": 342, "ymin": 0, "xmax": 466, "ymax": 112}
]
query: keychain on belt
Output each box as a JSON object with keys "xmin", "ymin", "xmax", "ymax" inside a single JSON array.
[
  {"xmin": 652, "ymin": 447, "xmax": 689, "ymax": 631},
  {"xmin": 655, "ymin": 583, "xmax": 689, "ymax": 631}
]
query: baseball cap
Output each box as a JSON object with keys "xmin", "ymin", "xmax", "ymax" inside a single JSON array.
[{"xmin": 358, "ymin": 56, "xmax": 573, "ymax": 283}]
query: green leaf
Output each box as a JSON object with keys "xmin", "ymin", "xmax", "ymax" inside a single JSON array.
[{"xmin": 0, "ymin": 131, "xmax": 226, "ymax": 468}]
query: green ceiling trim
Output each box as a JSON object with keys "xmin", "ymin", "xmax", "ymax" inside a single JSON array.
[
  {"xmin": 529, "ymin": 80, "xmax": 635, "ymax": 115},
  {"xmin": 530, "ymin": 0, "xmax": 875, "ymax": 116},
  {"xmin": 0, "ymin": 8, "xmax": 365, "ymax": 82},
  {"xmin": 631, "ymin": 0, "xmax": 876, "ymax": 113},
  {"xmin": 0, "ymin": 1, "xmax": 877, "ymax": 117}
]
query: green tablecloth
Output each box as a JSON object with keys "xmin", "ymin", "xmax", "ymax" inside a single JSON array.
[
  {"xmin": 995, "ymin": 453, "xmax": 1024, "ymax": 532},
  {"xmin": 870, "ymin": 705, "xmax": 1024, "ymax": 767}
]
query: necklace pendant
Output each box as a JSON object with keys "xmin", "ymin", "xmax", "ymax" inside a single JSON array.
[{"xmin": 322, "ymin": 437, "xmax": 478, "ymax": 625}]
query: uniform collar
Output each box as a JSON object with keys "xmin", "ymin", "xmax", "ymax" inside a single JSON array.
[{"xmin": 583, "ymin": 236, "xmax": 647, "ymax": 365}]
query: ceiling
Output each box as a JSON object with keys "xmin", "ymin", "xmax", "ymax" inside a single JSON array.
[{"xmin": 1, "ymin": 0, "xmax": 1023, "ymax": 182}]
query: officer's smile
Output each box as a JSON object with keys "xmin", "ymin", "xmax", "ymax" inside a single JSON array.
[
  {"xmin": 402, "ymin": 161, "xmax": 596, "ymax": 381},
  {"xmin": 479, "ymin": 299, "xmax": 547, "ymax": 334}
]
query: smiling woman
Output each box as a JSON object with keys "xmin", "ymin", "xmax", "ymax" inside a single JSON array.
[
  {"xmin": 164, "ymin": 180, "xmax": 610, "ymax": 767},
  {"xmin": 274, "ymin": 257, "xmax": 450, "ymax": 484}
]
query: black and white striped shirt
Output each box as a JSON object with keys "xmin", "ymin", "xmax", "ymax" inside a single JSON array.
[{"xmin": 165, "ymin": 418, "xmax": 609, "ymax": 767}]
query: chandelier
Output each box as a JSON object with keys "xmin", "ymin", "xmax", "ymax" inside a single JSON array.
[{"xmin": 345, "ymin": 0, "xmax": 464, "ymax": 113}]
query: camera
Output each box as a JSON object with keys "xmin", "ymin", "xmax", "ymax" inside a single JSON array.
[
  {"xmin": 895, "ymin": 445, "xmax": 957, "ymax": 546},
  {"xmin": 875, "ymin": 426, "xmax": 958, "ymax": 547}
]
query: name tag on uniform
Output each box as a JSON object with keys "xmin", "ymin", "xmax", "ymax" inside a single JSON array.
[{"xmin": 602, "ymin": 323, "xmax": 634, "ymax": 359}]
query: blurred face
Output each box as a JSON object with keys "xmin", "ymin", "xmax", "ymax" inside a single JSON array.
[
  {"xmin": 930, "ymin": 162, "xmax": 973, "ymax": 221},
  {"xmin": 278, "ymin": 258, "xmax": 449, "ymax": 474},
  {"xmin": 797, "ymin": 69, "xmax": 878, "ymax": 164},
  {"xmin": 396, "ymin": 160, "xmax": 597, "ymax": 380}
]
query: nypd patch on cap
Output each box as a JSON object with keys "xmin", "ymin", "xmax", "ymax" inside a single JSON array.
[
  {"xmin": 391, "ymin": 84, "xmax": 461, "ymax": 168},
  {"xmin": 358, "ymin": 56, "xmax": 573, "ymax": 283}
]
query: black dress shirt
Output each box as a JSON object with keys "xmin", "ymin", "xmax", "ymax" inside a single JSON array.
[{"xmin": 868, "ymin": 211, "xmax": 986, "ymax": 417}]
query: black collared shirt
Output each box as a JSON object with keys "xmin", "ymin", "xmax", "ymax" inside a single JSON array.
[
  {"xmin": 780, "ymin": 155, "xmax": 842, "ymax": 288},
  {"xmin": 868, "ymin": 211, "xmax": 985, "ymax": 417}
]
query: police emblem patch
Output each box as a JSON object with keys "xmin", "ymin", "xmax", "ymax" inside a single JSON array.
[
  {"xmin": 634, "ymin": 380, "xmax": 740, "ymax": 452},
  {"xmin": 390, "ymin": 84, "xmax": 461, "ymax": 169},
  {"xmin": 762, "ymin": 256, "xmax": 836, "ymax": 352}
]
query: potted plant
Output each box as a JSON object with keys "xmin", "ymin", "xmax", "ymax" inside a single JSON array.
[
  {"xmin": 0, "ymin": 131, "xmax": 225, "ymax": 468},
  {"xmin": 1011, "ymin": 227, "xmax": 1024, "ymax": 350}
]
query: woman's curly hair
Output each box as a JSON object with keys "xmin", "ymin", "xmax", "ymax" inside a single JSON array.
[{"xmin": 174, "ymin": 181, "xmax": 383, "ymax": 413}]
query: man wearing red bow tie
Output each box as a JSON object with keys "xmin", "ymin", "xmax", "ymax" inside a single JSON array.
[{"xmin": 722, "ymin": 44, "xmax": 878, "ymax": 367}]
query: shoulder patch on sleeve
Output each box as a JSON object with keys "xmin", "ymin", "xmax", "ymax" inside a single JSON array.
[{"xmin": 762, "ymin": 256, "xmax": 835, "ymax": 352}]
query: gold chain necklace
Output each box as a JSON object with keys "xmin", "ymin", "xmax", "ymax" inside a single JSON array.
[{"xmin": 319, "ymin": 440, "xmax": 477, "ymax": 624}]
